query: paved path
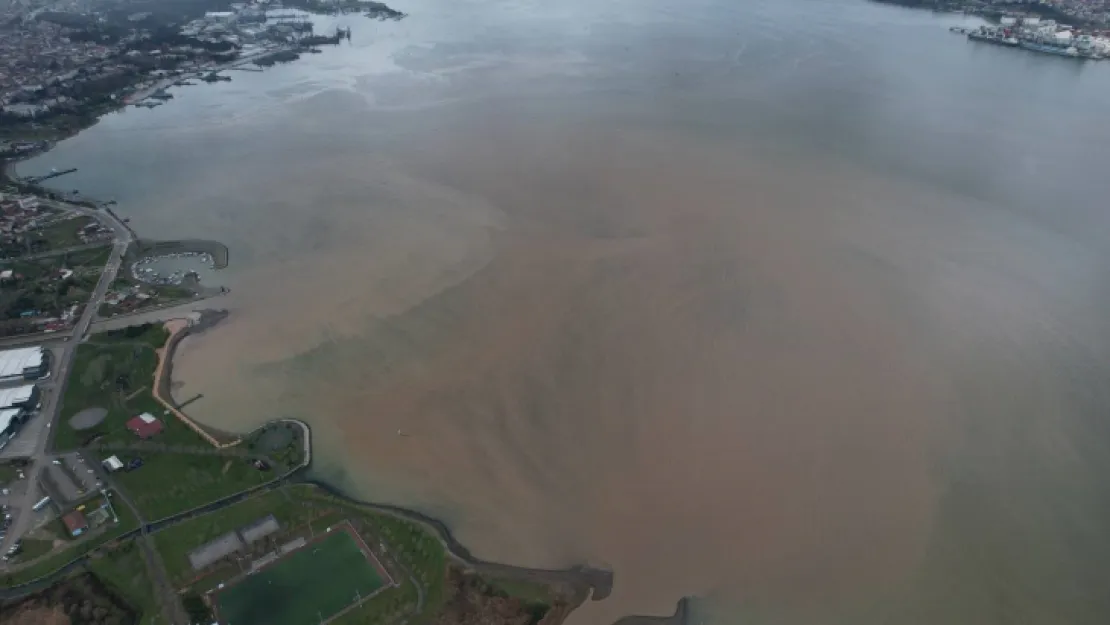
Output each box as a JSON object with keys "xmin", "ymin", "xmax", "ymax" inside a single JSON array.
[{"xmin": 102, "ymin": 467, "xmax": 189, "ymax": 625}]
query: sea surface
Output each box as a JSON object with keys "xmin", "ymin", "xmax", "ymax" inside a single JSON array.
[{"xmin": 20, "ymin": 0, "xmax": 1110, "ymax": 623}]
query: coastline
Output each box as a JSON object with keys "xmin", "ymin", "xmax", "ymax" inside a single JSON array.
[
  {"xmin": 153, "ymin": 309, "xmax": 633, "ymax": 620},
  {"xmin": 0, "ymin": 19, "xmax": 694, "ymax": 625}
]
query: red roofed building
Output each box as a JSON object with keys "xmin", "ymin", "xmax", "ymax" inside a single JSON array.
[
  {"xmin": 62, "ymin": 510, "xmax": 88, "ymax": 537},
  {"xmin": 126, "ymin": 412, "xmax": 164, "ymax": 439}
]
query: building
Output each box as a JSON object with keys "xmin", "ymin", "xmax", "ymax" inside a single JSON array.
[
  {"xmin": 0, "ymin": 346, "xmax": 48, "ymax": 384},
  {"xmin": 125, "ymin": 413, "xmax": 164, "ymax": 439},
  {"xmin": 102, "ymin": 455, "xmax": 124, "ymax": 472},
  {"xmin": 0, "ymin": 384, "xmax": 39, "ymax": 410},
  {"xmin": 62, "ymin": 510, "xmax": 88, "ymax": 537},
  {"xmin": 0, "ymin": 407, "xmax": 23, "ymax": 448}
]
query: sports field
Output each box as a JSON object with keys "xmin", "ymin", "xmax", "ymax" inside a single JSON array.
[{"xmin": 214, "ymin": 525, "xmax": 388, "ymax": 625}]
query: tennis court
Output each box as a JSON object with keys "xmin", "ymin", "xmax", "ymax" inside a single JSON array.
[{"xmin": 214, "ymin": 523, "xmax": 388, "ymax": 625}]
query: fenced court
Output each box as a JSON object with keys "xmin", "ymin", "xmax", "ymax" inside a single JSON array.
[{"xmin": 212, "ymin": 521, "xmax": 393, "ymax": 625}]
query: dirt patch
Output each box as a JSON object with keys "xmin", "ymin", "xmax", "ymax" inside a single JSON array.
[
  {"xmin": 0, "ymin": 574, "xmax": 137, "ymax": 625},
  {"xmin": 1, "ymin": 604, "xmax": 70, "ymax": 625},
  {"xmin": 68, "ymin": 407, "xmax": 108, "ymax": 431},
  {"xmin": 432, "ymin": 568, "xmax": 570, "ymax": 625}
]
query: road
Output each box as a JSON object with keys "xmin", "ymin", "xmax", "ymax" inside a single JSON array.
[{"xmin": 0, "ymin": 199, "xmax": 133, "ymax": 554}]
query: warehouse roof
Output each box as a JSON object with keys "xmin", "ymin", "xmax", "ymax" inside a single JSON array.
[
  {"xmin": 0, "ymin": 408, "xmax": 20, "ymax": 433},
  {"xmin": 0, "ymin": 385, "xmax": 35, "ymax": 408},
  {"xmin": 0, "ymin": 347, "xmax": 43, "ymax": 380}
]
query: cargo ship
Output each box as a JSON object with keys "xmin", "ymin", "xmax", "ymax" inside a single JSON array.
[
  {"xmin": 968, "ymin": 31, "xmax": 1019, "ymax": 46},
  {"xmin": 1019, "ymin": 40, "xmax": 1082, "ymax": 58}
]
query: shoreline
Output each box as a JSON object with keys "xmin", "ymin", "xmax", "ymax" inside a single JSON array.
[
  {"xmin": 153, "ymin": 309, "xmax": 630, "ymax": 614},
  {"xmin": 0, "ymin": 29, "xmax": 691, "ymax": 625}
]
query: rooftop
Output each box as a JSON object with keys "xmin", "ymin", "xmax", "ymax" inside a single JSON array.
[
  {"xmin": 0, "ymin": 384, "xmax": 35, "ymax": 408},
  {"xmin": 0, "ymin": 346, "xmax": 43, "ymax": 380}
]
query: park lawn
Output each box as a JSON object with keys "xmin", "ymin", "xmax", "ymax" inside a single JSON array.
[
  {"xmin": 31, "ymin": 216, "xmax": 97, "ymax": 250},
  {"xmin": 54, "ymin": 331, "xmax": 208, "ymax": 450},
  {"xmin": 90, "ymin": 323, "xmax": 170, "ymax": 350},
  {"xmin": 86, "ymin": 539, "xmax": 166, "ymax": 625},
  {"xmin": 244, "ymin": 422, "xmax": 305, "ymax": 469},
  {"xmin": 112, "ymin": 452, "xmax": 272, "ymax": 522},
  {"xmin": 4, "ymin": 496, "xmax": 138, "ymax": 586},
  {"xmin": 214, "ymin": 529, "xmax": 385, "ymax": 625},
  {"xmin": 154, "ymin": 486, "xmax": 332, "ymax": 585},
  {"xmin": 18, "ymin": 538, "xmax": 55, "ymax": 561}
]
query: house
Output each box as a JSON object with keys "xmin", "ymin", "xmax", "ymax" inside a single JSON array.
[
  {"xmin": 62, "ymin": 510, "xmax": 88, "ymax": 537},
  {"xmin": 125, "ymin": 413, "xmax": 164, "ymax": 439}
]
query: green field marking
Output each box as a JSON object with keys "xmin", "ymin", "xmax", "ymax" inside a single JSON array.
[{"xmin": 215, "ymin": 528, "xmax": 385, "ymax": 625}]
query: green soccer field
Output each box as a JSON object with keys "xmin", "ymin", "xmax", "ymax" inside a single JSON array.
[{"xmin": 214, "ymin": 527, "xmax": 386, "ymax": 625}]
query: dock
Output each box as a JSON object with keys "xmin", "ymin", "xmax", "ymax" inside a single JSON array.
[{"xmin": 23, "ymin": 168, "xmax": 77, "ymax": 184}]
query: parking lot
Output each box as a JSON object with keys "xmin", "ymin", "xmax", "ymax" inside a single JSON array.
[
  {"xmin": 0, "ymin": 470, "xmax": 31, "ymax": 547},
  {"xmin": 42, "ymin": 453, "xmax": 99, "ymax": 504}
]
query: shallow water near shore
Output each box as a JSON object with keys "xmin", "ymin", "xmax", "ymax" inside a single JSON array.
[{"xmin": 20, "ymin": 0, "xmax": 1110, "ymax": 623}]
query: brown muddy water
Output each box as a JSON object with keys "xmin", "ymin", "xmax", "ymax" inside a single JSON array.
[{"xmin": 21, "ymin": 0, "xmax": 1110, "ymax": 623}]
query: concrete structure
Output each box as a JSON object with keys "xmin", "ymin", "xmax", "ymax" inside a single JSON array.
[
  {"xmin": 62, "ymin": 510, "xmax": 88, "ymax": 537},
  {"xmin": 126, "ymin": 412, "xmax": 164, "ymax": 439},
  {"xmin": 188, "ymin": 531, "xmax": 244, "ymax": 571},
  {"xmin": 239, "ymin": 514, "xmax": 280, "ymax": 544},
  {"xmin": 0, "ymin": 346, "xmax": 48, "ymax": 384}
]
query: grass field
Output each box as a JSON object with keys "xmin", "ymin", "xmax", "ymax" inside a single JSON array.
[
  {"xmin": 154, "ymin": 486, "xmax": 330, "ymax": 585},
  {"xmin": 214, "ymin": 527, "xmax": 386, "ymax": 625},
  {"xmin": 3, "ymin": 498, "xmax": 139, "ymax": 586},
  {"xmin": 54, "ymin": 323, "xmax": 208, "ymax": 450},
  {"xmin": 86, "ymin": 540, "xmax": 166, "ymax": 625},
  {"xmin": 112, "ymin": 452, "xmax": 272, "ymax": 521}
]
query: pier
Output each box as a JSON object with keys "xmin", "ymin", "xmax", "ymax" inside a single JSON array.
[{"xmin": 23, "ymin": 168, "xmax": 76, "ymax": 184}]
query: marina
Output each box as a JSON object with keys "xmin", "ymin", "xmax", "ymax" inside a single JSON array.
[{"xmin": 130, "ymin": 252, "xmax": 216, "ymax": 287}]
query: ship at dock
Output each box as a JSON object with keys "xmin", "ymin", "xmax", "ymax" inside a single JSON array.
[
  {"xmin": 949, "ymin": 15, "xmax": 1107, "ymax": 60},
  {"xmin": 967, "ymin": 28, "xmax": 1019, "ymax": 47},
  {"xmin": 1019, "ymin": 40, "xmax": 1082, "ymax": 58}
]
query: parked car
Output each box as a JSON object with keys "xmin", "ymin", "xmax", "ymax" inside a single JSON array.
[{"xmin": 126, "ymin": 458, "xmax": 143, "ymax": 471}]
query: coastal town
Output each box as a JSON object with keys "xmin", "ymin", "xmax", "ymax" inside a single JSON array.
[
  {"xmin": 0, "ymin": 0, "xmax": 619, "ymax": 617},
  {"xmin": 1, "ymin": 0, "xmax": 401, "ymax": 151}
]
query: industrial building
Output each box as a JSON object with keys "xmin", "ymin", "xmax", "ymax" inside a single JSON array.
[
  {"xmin": 0, "ymin": 407, "xmax": 23, "ymax": 446},
  {"xmin": 0, "ymin": 346, "xmax": 48, "ymax": 384},
  {"xmin": 0, "ymin": 384, "xmax": 39, "ymax": 411}
]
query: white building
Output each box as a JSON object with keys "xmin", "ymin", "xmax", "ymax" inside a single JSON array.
[
  {"xmin": 0, "ymin": 384, "xmax": 39, "ymax": 410},
  {"xmin": 0, "ymin": 407, "xmax": 22, "ymax": 447},
  {"xmin": 0, "ymin": 347, "xmax": 48, "ymax": 384}
]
